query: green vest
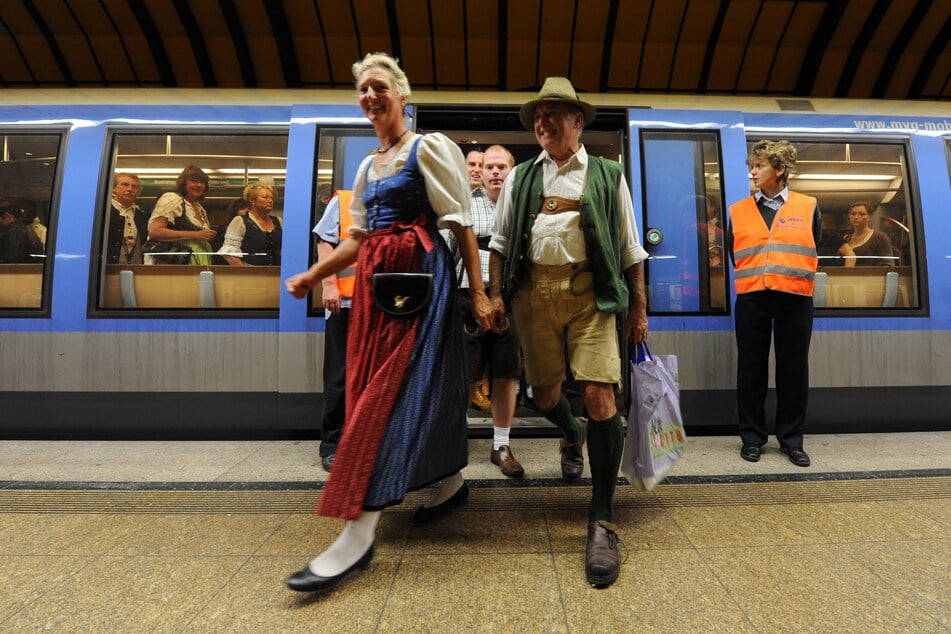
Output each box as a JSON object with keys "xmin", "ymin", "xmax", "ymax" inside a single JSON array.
[{"xmin": 502, "ymin": 155, "xmax": 629, "ymax": 313}]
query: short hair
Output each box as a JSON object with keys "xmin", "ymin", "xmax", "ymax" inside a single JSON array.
[
  {"xmin": 482, "ymin": 144, "xmax": 515, "ymax": 168},
  {"xmin": 352, "ymin": 52, "xmax": 411, "ymax": 98},
  {"xmin": 175, "ymin": 165, "xmax": 209, "ymax": 198},
  {"xmin": 0, "ymin": 200, "xmax": 22, "ymax": 219},
  {"xmin": 112, "ymin": 172, "xmax": 141, "ymax": 189},
  {"xmin": 243, "ymin": 183, "xmax": 273, "ymax": 205},
  {"xmin": 849, "ymin": 201, "xmax": 874, "ymax": 215},
  {"xmin": 747, "ymin": 140, "xmax": 797, "ymax": 184}
]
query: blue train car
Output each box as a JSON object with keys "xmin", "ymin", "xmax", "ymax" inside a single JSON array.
[{"xmin": 0, "ymin": 92, "xmax": 948, "ymax": 437}]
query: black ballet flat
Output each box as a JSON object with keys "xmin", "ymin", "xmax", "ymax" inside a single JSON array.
[{"xmin": 285, "ymin": 545, "xmax": 374, "ymax": 593}]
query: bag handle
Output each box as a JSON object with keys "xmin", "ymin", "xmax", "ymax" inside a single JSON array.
[{"xmin": 631, "ymin": 341, "xmax": 653, "ymax": 364}]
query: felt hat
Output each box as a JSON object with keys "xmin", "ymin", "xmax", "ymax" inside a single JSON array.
[{"xmin": 518, "ymin": 76, "xmax": 596, "ymax": 130}]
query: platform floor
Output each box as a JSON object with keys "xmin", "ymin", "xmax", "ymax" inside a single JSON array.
[{"xmin": 1, "ymin": 432, "xmax": 949, "ymax": 632}]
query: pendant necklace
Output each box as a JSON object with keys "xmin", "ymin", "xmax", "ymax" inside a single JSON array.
[{"xmin": 375, "ymin": 129, "xmax": 409, "ymax": 154}]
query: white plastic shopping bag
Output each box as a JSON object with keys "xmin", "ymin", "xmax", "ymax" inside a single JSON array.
[{"xmin": 621, "ymin": 342, "xmax": 687, "ymax": 490}]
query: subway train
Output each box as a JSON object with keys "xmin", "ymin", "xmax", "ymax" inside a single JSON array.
[{"xmin": 0, "ymin": 90, "xmax": 948, "ymax": 438}]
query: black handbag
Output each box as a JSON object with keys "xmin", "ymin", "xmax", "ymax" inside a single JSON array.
[
  {"xmin": 371, "ymin": 273, "xmax": 434, "ymax": 318},
  {"xmin": 143, "ymin": 239, "xmax": 192, "ymax": 265}
]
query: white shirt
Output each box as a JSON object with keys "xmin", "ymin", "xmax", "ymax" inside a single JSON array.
[
  {"xmin": 489, "ymin": 146, "xmax": 648, "ymax": 269},
  {"xmin": 348, "ymin": 133, "xmax": 471, "ymax": 235}
]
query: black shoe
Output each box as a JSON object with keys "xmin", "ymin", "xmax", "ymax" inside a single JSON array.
[
  {"xmin": 740, "ymin": 443, "xmax": 761, "ymax": 462},
  {"xmin": 321, "ymin": 454, "xmax": 335, "ymax": 472},
  {"xmin": 285, "ymin": 545, "xmax": 374, "ymax": 593},
  {"xmin": 411, "ymin": 482, "xmax": 469, "ymax": 526},
  {"xmin": 781, "ymin": 446, "xmax": 811, "ymax": 467}
]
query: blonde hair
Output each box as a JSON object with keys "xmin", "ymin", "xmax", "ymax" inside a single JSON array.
[
  {"xmin": 352, "ymin": 52, "xmax": 411, "ymax": 97},
  {"xmin": 243, "ymin": 183, "xmax": 273, "ymax": 205},
  {"xmin": 483, "ymin": 144, "xmax": 515, "ymax": 168},
  {"xmin": 747, "ymin": 140, "xmax": 797, "ymax": 184}
]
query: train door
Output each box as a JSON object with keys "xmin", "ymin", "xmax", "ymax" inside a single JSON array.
[{"xmin": 625, "ymin": 110, "xmax": 749, "ymax": 426}]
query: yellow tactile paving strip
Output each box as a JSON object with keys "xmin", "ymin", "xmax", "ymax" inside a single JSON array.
[{"xmin": 1, "ymin": 477, "xmax": 947, "ymax": 514}]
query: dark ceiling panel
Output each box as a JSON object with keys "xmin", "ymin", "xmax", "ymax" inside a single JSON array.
[
  {"xmin": 767, "ymin": 2, "xmax": 825, "ymax": 95},
  {"xmin": 606, "ymin": 0, "xmax": 651, "ymax": 91},
  {"xmin": 69, "ymin": 0, "xmax": 138, "ymax": 86},
  {"xmin": 0, "ymin": 0, "xmax": 945, "ymax": 100},
  {"xmin": 232, "ymin": 0, "xmax": 283, "ymax": 88},
  {"xmin": 505, "ymin": 0, "xmax": 541, "ymax": 91}
]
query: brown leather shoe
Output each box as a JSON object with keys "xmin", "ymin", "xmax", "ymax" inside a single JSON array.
[
  {"xmin": 559, "ymin": 420, "xmax": 585, "ymax": 481},
  {"xmin": 490, "ymin": 445, "xmax": 524, "ymax": 478},
  {"xmin": 585, "ymin": 520, "xmax": 621, "ymax": 587}
]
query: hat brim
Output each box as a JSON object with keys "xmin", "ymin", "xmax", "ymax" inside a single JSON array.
[{"xmin": 519, "ymin": 97, "xmax": 596, "ymax": 130}]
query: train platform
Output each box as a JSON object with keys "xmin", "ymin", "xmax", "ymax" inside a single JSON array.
[{"xmin": 1, "ymin": 431, "xmax": 949, "ymax": 632}]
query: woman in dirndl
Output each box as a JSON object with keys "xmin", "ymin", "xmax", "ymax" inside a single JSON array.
[{"xmin": 284, "ymin": 52, "xmax": 494, "ymax": 595}]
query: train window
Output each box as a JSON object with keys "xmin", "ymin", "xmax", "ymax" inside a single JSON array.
[
  {"xmin": 0, "ymin": 132, "xmax": 61, "ymax": 312},
  {"xmin": 744, "ymin": 138, "xmax": 920, "ymax": 311},
  {"xmin": 640, "ymin": 130, "xmax": 728, "ymax": 314},
  {"xmin": 309, "ymin": 127, "xmax": 376, "ymax": 314},
  {"xmin": 95, "ymin": 131, "xmax": 288, "ymax": 311}
]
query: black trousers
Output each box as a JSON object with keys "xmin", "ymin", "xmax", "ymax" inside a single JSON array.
[
  {"xmin": 319, "ymin": 307, "xmax": 349, "ymax": 457},
  {"xmin": 735, "ymin": 290, "xmax": 813, "ymax": 448}
]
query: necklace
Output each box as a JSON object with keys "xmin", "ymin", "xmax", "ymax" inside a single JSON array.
[{"xmin": 375, "ymin": 129, "xmax": 409, "ymax": 154}]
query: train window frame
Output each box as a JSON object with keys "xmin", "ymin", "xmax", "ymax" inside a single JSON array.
[
  {"xmin": 638, "ymin": 128, "xmax": 730, "ymax": 316},
  {"xmin": 742, "ymin": 133, "xmax": 927, "ymax": 318},
  {"xmin": 89, "ymin": 126, "xmax": 290, "ymax": 319},
  {"xmin": 0, "ymin": 128, "xmax": 66, "ymax": 318},
  {"xmin": 307, "ymin": 125, "xmax": 377, "ymax": 316}
]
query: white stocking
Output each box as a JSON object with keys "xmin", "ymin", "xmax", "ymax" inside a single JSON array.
[
  {"xmin": 422, "ymin": 471, "xmax": 464, "ymax": 508},
  {"xmin": 308, "ymin": 510, "xmax": 380, "ymax": 577}
]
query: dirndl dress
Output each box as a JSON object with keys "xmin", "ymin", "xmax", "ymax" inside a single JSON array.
[{"xmin": 317, "ymin": 135, "xmax": 469, "ymax": 520}]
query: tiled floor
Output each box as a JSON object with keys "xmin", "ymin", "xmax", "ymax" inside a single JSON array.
[{"xmin": 1, "ymin": 432, "xmax": 949, "ymax": 632}]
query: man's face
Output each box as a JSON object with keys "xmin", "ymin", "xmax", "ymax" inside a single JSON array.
[
  {"xmin": 533, "ymin": 103, "xmax": 582, "ymax": 157},
  {"xmin": 112, "ymin": 176, "xmax": 142, "ymax": 207},
  {"xmin": 481, "ymin": 149, "xmax": 512, "ymax": 199},
  {"xmin": 465, "ymin": 151, "xmax": 484, "ymax": 189},
  {"xmin": 747, "ymin": 158, "xmax": 784, "ymax": 193}
]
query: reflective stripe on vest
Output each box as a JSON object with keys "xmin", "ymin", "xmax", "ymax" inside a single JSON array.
[
  {"xmin": 335, "ymin": 190, "xmax": 357, "ymax": 298},
  {"xmin": 729, "ymin": 191, "xmax": 818, "ymax": 296}
]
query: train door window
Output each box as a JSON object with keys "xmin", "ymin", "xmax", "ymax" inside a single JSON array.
[
  {"xmin": 308, "ymin": 127, "xmax": 376, "ymax": 314},
  {"xmin": 0, "ymin": 132, "xmax": 61, "ymax": 312},
  {"xmin": 744, "ymin": 138, "xmax": 921, "ymax": 311},
  {"xmin": 95, "ymin": 131, "xmax": 288, "ymax": 312},
  {"xmin": 640, "ymin": 130, "xmax": 727, "ymax": 314}
]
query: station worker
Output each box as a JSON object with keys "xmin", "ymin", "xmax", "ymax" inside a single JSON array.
[
  {"xmin": 727, "ymin": 139, "xmax": 821, "ymax": 468},
  {"xmin": 489, "ymin": 76, "xmax": 649, "ymax": 588},
  {"xmin": 106, "ymin": 173, "xmax": 148, "ymax": 265},
  {"xmin": 311, "ymin": 190, "xmax": 356, "ymax": 472}
]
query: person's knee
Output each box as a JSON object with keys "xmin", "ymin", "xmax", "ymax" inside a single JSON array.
[
  {"xmin": 532, "ymin": 384, "xmax": 562, "ymax": 411},
  {"xmin": 582, "ymin": 382, "xmax": 616, "ymax": 420}
]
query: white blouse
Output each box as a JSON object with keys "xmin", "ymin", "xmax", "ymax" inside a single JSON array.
[
  {"xmin": 348, "ymin": 133, "xmax": 472, "ymax": 236},
  {"xmin": 148, "ymin": 192, "xmax": 210, "ymax": 230}
]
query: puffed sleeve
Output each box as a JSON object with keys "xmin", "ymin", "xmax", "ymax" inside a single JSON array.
[
  {"xmin": 217, "ymin": 216, "xmax": 247, "ymax": 256},
  {"xmin": 148, "ymin": 192, "xmax": 184, "ymax": 227},
  {"xmin": 416, "ymin": 133, "xmax": 472, "ymax": 228},
  {"xmin": 345, "ymin": 155, "xmax": 375, "ymax": 237}
]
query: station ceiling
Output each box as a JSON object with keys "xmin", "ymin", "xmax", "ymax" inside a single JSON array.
[{"xmin": 0, "ymin": 0, "xmax": 948, "ymax": 101}]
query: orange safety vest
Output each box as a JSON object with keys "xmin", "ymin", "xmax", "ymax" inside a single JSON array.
[
  {"xmin": 334, "ymin": 190, "xmax": 357, "ymax": 299},
  {"xmin": 729, "ymin": 191, "xmax": 818, "ymax": 296}
]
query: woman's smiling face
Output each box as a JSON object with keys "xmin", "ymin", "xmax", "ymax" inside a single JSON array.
[{"xmin": 357, "ymin": 67, "xmax": 406, "ymax": 127}]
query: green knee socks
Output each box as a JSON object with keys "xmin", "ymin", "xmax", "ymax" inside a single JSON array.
[
  {"xmin": 587, "ymin": 413, "xmax": 624, "ymax": 522},
  {"xmin": 540, "ymin": 394, "xmax": 582, "ymax": 444}
]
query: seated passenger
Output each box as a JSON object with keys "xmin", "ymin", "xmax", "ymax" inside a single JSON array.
[
  {"xmin": 817, "ymin": 230, "xmax": 856, "ymax": 267},
  {"xmin": 0, "ymin": 200, "xmax": 45, "ymax": 263},
  {"xmin": 145, "ymin": 165, "xmax": 217, "ymax": 265},
  {"xmin": 218, "ymin": 183, "xmax": 282, "ymax": 266},
  {"xmin": 844, "ymin": 202, "xmax": 894, "ymax": 266}
]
